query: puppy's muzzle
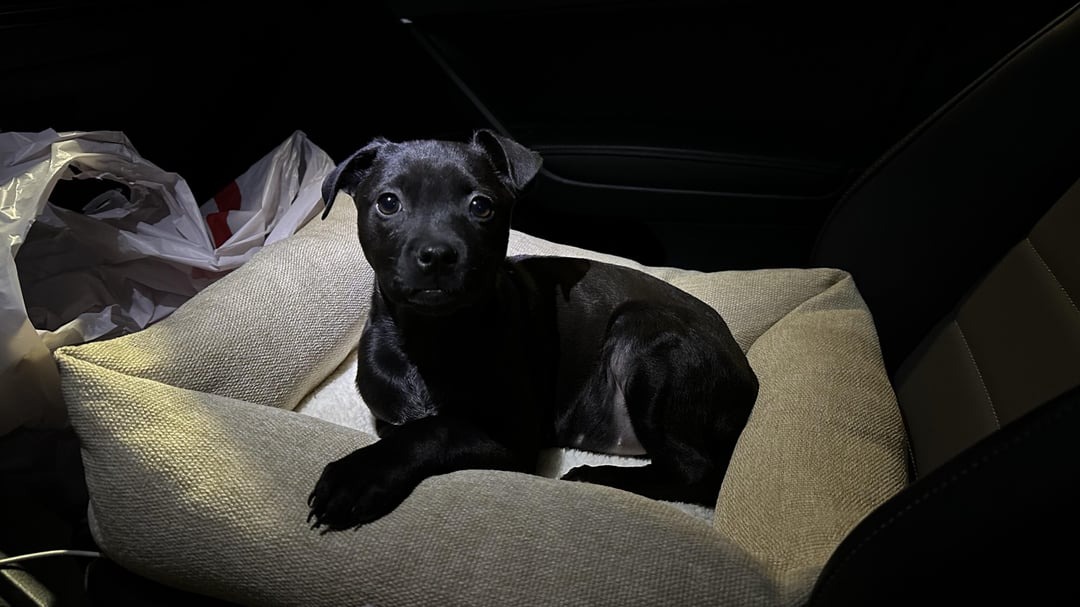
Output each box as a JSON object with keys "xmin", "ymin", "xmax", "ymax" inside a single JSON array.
[
  {"xmin": 394, "ymin": 236, "xmax": 471, "ymax": 313},
  {"xmin": 415, "ymin": 241, "xmax": 459, "ymax": 274}
]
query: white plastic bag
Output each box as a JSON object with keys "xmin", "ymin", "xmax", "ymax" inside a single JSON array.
[{"xmin": 0, "ymin": 129, "xmax": 335, "ymax": 434}]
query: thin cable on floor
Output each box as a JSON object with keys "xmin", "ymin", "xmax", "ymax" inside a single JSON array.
[{"xmin": 0, "ymin": 550, "xmax": 102, "ymax": 566}]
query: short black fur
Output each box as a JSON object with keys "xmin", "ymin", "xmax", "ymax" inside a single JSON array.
[{"xmin": 308, "ymin": 130, "xmax": 758, "ymax": 531}]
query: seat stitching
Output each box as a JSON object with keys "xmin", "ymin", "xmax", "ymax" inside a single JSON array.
[
  {"xmin": 907, "ymin": 442, "xmax": 920, "ymax": 482},
  {"xmin": 954, "ymin": 321, "xmax": 1001, "ymax": 429},
  {"xmin": 810, "ymin": 397, "xmax": 1075, "ymax": 604},
  {"xmin": 1025, "ymin": 237, "xmax": 1080, "ymax": 314}
]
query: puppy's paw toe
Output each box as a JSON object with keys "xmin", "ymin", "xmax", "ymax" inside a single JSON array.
[{"xmin": 307, "ymin": 448, "xmax": 410, "ymax": 532}]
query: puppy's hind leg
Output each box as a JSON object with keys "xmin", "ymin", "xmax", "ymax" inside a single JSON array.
[{"xmin": 562, "ymin": 305, "xmax": 758, "ymax": 506}]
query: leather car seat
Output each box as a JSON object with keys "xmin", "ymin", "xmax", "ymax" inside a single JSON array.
[{"xmin": 808, "ymin": 2, "xmax": 1080, "ymax": 603}]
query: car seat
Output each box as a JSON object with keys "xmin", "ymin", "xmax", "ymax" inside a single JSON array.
[{"xmin": 807, "ymin": 2, "xmax": 1080, "ymax": 603}]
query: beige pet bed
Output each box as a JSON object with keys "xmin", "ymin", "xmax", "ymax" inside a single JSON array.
[{"xmin": 56, "ymin": 194, "xmax": 907, "ymax": 606}]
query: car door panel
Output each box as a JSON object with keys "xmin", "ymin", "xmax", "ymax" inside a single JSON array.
[{"xmin": 386, "ymin": 0, "xmax": 1077, "ymax": 269}]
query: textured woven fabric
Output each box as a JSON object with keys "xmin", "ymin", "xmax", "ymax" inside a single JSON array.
[
  {"xmin": 63, "ymin": 355, "xmax": 779, "ymax": 606},
  {"xmin": 58, "ymin": 193, "xmax": 371, "ymax": 411},
  {"xmin": 714, "ymin": 275, "xmax": 909, "ymax": 605},
  {"xmin": 57, "ymin": 194, "xmax": 908, "ymax": 606}
]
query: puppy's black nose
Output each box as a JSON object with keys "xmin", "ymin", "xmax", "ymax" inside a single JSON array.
[{"xmin": 415, "ymin": 243, "xmax": 459, "ymax": 273}]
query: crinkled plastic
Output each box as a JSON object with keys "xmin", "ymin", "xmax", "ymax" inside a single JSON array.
[{"xmin": 0, "ymin": 129, "xmax": 334, "ymax": 434}]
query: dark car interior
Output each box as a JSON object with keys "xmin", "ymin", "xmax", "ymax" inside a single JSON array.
[{"xmin": 3, "ymin": 0, "xmax": 1079, "ymax": 604}]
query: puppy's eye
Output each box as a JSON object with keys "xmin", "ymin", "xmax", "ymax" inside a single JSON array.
[
  {"xmin": 469, "ymin": 196, "xmax": 494, "ymax": 219},
  {"xmin": 375, "ymin": 193, "xmax": 401, "ymax": 216}
]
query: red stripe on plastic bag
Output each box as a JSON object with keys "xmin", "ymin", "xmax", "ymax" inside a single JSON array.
[{"xmin": 206, "ymin": 180, "xmax": 242, "ymax": 248}]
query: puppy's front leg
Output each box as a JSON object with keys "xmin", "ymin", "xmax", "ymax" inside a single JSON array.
[{"xmin": 308, "ymin": 416, "xmax": 526, "ymax": 531}]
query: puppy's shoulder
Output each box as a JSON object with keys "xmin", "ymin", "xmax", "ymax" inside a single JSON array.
[{"xmin": 506, "ymin": 254, "xmax": 662, "ymax": 301}]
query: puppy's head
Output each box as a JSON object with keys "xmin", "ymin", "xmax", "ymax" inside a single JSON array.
[{"xmin": 322, "ymin": 129, "xmax": 542, "ymax": 315}]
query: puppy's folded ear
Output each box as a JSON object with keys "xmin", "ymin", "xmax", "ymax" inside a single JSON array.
[
  {"xmin": 472, "ymin": 129, "xmax": 543, "ymax": 192},
  {"xmin": 321, "ymin": 138, "xmax": 389, "ymax": 220}
]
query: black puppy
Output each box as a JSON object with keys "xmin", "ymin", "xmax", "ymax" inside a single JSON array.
[{"xmin": 307, "ymin": 130, "xmax": 758, "ymax": 531}]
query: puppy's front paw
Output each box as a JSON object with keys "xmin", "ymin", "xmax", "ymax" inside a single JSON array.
[{"xmin": 307, "ymin": 446, "xmax": 412, "ymax": 532}]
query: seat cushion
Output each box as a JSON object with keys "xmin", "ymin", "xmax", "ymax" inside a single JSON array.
[{"xmin": 56, "ymin": 195, "xmax": 908, "ymax": 606}]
